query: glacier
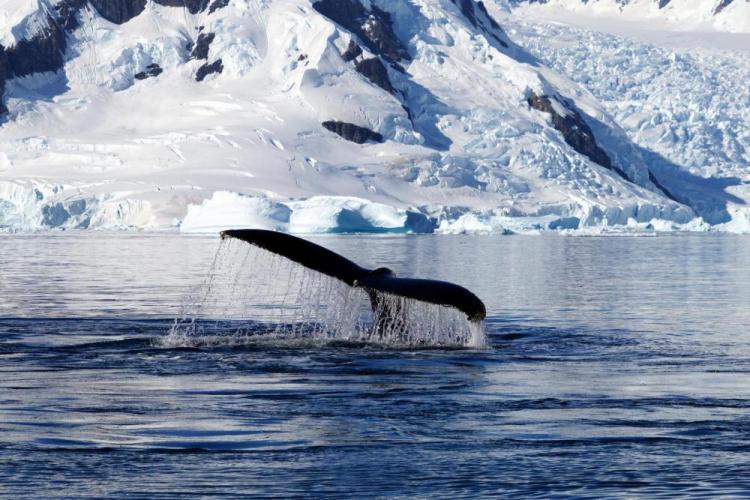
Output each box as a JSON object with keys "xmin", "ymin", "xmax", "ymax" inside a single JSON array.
[
  {"xmin": 0, "ymin": 0, "xmax": 746, "ymax": 233},
  {"xmin": 506, "ymin": 0, "xmax": 750, "ymax": 34},
  {"xmin": 505, "ymin": 1, "xmax": 750, "ymax": 230}
]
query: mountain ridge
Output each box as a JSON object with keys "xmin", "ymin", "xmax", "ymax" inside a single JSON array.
[{"xmin": 0, "ymin": 0, "xmax": 740, "ymax": 233}]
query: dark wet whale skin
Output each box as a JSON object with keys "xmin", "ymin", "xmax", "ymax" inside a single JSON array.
[{"xmin": 221, "ymin": 229, "xmax": 487, "ymax": 321}]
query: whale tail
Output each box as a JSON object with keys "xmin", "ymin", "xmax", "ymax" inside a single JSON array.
[{"xmin": 220, "ymin": 229, "xmax": 486, "ymax": 322}]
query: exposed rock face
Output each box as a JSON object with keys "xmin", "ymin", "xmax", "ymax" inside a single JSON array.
[
  {"xmin": 89, "ymin": 0, "xmax": 147, "ymax": 24},
  {"xmin": 341, "ymin": 40, "xmax": 363, "ymax": 62},
  {"xmin": 713, "ymin": 0, "xmax": 734, "ymax": 14},
  {"xmin": 67, "ymin": 0, "xmax": 211, "ymax": 26},
  {"xmin": 657, "ymin": 0, "xmax": 671, "ymax": 8},
  {"xmin": 361, "ymin": 6, "xmax": 411, "ymax": 63},
  {"xmin": 0, "ymin": 46, "xmax": 8, "ymax": 114},
  {"xmin": 453, "ymin": 0, "xmax": 509, "ymax": 47},
  {"xmin": 355, "ymin": 57, "xmax": 393, "ymax": 94},
  {"xmin": 154, "ymin": 0, "xmax": 209, "ymax": 14},
  {"xmin": 135, "ymin": 63, "xmax": 163, "ymax": 80},
  {"xmin": 190, "ymin": 32, "xmax": 215, "ymax": 60},
  {"xmin": 6, "ymin": 16, "xmax": 67, "ymax": 77},
  {"xmin": 312, "ymin": 0, "xmax": 410, "ymax": 64},
  {"xmin": 313, "ymin": 0, "xmax": 367, "ymax": 35},
  {"xmin": 0, "ymin": 46, "xmax": 7, "ymax": 76},
  {"xmin": 322, "ymin": 120, "xmax": 384, "ymax": 143},
  {"xmin": 528, "ymin": 92, "xmax": 628, "ymax": 180},
  {"xmin": 195, "ymin": 59, "xmax": 223, "ymax": 81},
  {"xmin": 0, "ymin": 2, "xmax": 85, "ymax": 114},
  {"xmin": 54, "ymin": 0, "xmax": 86, "ymax": 31},
  {"xmin": 208, "ymin": 0, "xmax": 230, "ymax": 14}
]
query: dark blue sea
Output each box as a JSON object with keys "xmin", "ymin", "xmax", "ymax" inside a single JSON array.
[{"xmin": 2, "ymin": 232, "xmax": 750, "ymax": 497}]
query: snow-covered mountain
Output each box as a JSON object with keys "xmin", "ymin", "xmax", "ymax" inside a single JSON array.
[{"xmin": 0, "ymin": 0, "xmax": 743, "ymax": 233}]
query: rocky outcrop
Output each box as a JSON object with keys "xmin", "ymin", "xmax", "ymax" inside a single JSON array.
[
  {"xmin": 0, "ymin": 0, "xmax": 222, "ymax": 108},
  {"xmin": 6, "ymin": 16, "xmax": 67, "ymax": 77},
  {"xmin": 713, "ymin": 0, "xmax": 734, "ymax": 14},
  {"xmin": 528, "ymin": 92, "xmax": 629, "ymax": 180},
  {"xmin": 208, "ymin": 0, "xmax": 230, "ymax": 14},
  {"xmin": 339, "ymin": 40, "xmax": 394, "ymax": 95},
  {"xmin": 322, "ymin": 120, "xmax": 384, "ymax": 143},
  {"xmin": 69, "ymin": 0, "xmax": 212, "ymax": 26},
  {"xmin": 154, "ymin": 0, "xmax": 209, "ymax": 14},
  {"xmin": 355, "ymin": 57, "xmax": 393, "ymax": 94},
  {"xmin": 0, "ymin": 46, "xmax": 8, "ymax": 115},
  {"xmin": 453, "ymin": 0, "xmax": 509, "ymax": 48},
  {"xmin": 312, "ymin": 0, "xmax": 410, "ymax": 64},
  {"xmin": 195, "ymin": 59, "xmax": 223, "ymax": 81},
  {"xmin": 190, "ymin": 32, "xmax": 215, "ymax": 60},
  {"xmin": 341, "ymin": 40, "xmax": 363, "ymax": 62},
  {"xmin": 360, "ymin": 5, "xmax": 410, "ymax": 63},
  {"xmin": 135, "ymin": 63, "xmax": 163, "ymax": 80},
  {"xmin": 89, "ymin": 0, "xmax": 147, "ymax": 24},
  {"xmin": 54, "ymin": 0, "xmax": 86, "ymax": 31},
  {"xmin": 0, "ymin": 3, "xmax": 84, "ymax": 114},
  {"xmin": 657, "ymin": 0, "xmax": 671, "ymax": 8}
]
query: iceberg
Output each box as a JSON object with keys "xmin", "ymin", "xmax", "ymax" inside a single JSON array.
[{"xmin": 180, "ymin": 193, "xmax": 434, "ymax": 234}]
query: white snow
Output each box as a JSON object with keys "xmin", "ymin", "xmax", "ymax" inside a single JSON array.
[
  {"xmin": 508, "ymin": 0, "xmax": 750, "ymax": 34},
  {"xmin": 0, "ymin": 0, "xmax": 747, "ymax": 233},
  {"xmin": 0, "ymin": 0, "xmax": 46, "ymax": 46}
]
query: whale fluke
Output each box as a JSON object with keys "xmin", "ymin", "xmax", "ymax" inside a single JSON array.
[{"xmin": 220, "ymin": 229, "xmax": 486, "ymax": 322}]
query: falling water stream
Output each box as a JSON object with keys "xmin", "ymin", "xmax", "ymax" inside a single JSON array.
[{"xmin": 165, "ymin": 238, "xmax": 485, "ymax": 348}]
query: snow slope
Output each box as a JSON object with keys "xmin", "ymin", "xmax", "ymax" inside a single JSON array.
[
  {"xmin": 0, "ymin": 0, "xmax": 739, "ymax": 233},
  {"xmin": 508, "ymin": 0, "xmax": 750, "ymax": 34},
  {"xmin": 0, "ymin": 0, "xmax": 45, "ymax": 47}
]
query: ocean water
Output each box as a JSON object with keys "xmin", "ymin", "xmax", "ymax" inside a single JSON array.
[{"xmin": 2, "ymin": 232, "xmax": 750, "ymax": 497}]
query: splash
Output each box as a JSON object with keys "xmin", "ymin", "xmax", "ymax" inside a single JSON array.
[{"xmin": 163, "ymin": 238, "xmax": 486, "ymax": 348}]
